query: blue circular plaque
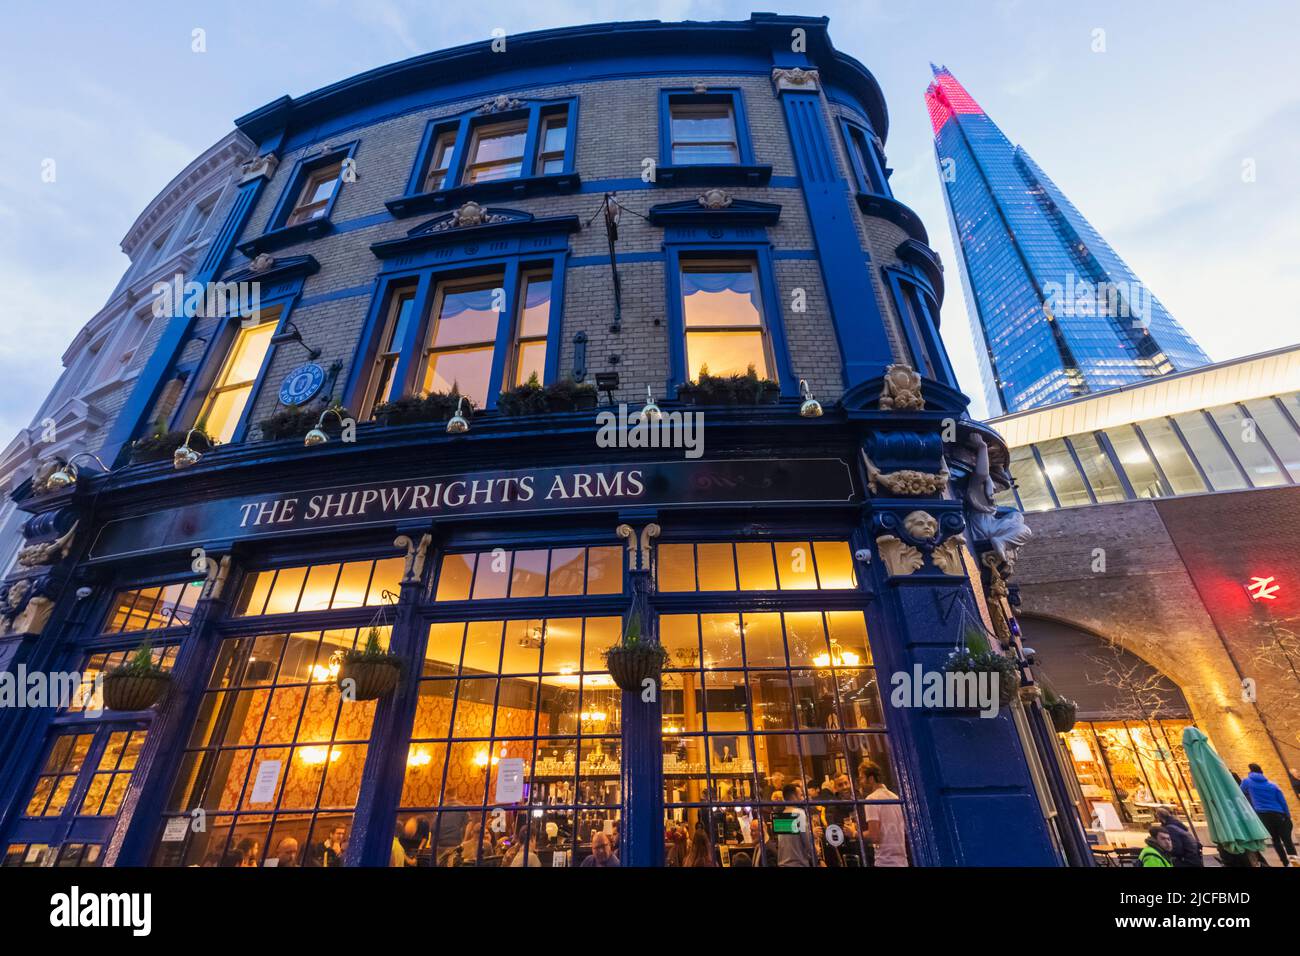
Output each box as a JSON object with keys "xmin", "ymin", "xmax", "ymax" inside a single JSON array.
[{"xmin": 279, "ymin": 363, "xmax": 326, "ymax": 406}]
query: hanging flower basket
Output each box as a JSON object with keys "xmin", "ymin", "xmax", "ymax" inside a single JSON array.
[
  {"xmin": 337, "ymin": 657, "xmax": 400, "ymax": 701},
  {"xmin": 941, "ymin": 649, "xmax": 1020, "ymax": 708},
  {"xmin": 102, "ymin": 642, "xmax": 172, "ymax": 710},
  {"xmin": 1045, "ymin": 697, "xmax": 1078, "ymax": 733},
  {"xmin": 337, "ymin": 624, "xmax": 402, "ymax": 701},
  {"xmin": 603, "ymin": 610, "xmax": 669, "ymax": 693},
  {"xmin": 102, "ymin": 672, "xmax": 171, "ymax": 711},
  {"xmin": 605, "ymin": 644, "xmax": 668, "ymax": 693}
]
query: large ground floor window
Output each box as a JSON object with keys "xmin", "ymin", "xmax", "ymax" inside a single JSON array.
[
  {"xmin": 1063, "ymin": 719, "xmax": 1202, "ymax": 832},
  {"xmin": 395, "ymin": 616, "xmax": 623, "ymax": 867},
  {"xmin": 658, "ymin": 609, "xmax": 907, "ymax": 867},
  {"xmin": 152, "ymin": 625, "xmax": 387, "ymax": 867}
]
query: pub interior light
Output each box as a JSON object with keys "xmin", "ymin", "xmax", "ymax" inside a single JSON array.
[
  {"xmin": 173, "ymin": 428, "xmax": 207, "ymax": 470},
  {"xmin": 640, "ymin": 386, "xmax": 662, "ymax": 424},
  {"xmin": 304, "ymin": 406, "xmax": 348, "ymax": 447},
  {"xmin": 799, "ymin": 379, "xmax": 823, "ymax": 418},
  {"xmin": 446, "ymin": 396, "xmax": 470, "ymax": 435},
  {"xmin": 46, "ymin": 452, "xmax": 110, "ymax": 490}
]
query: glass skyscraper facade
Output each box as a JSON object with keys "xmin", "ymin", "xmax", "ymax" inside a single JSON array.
[{"xmin": 926, "ymin": 66, "xmax": 1210, "ymax": 414}]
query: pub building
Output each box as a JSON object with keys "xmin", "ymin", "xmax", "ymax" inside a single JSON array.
[{"xmin": 0, "ymin": 15, "xmax": 1088, "ymax": 868}]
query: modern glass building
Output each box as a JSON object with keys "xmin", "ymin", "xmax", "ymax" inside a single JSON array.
[
  {"xmin": 992, "ymin": 345, "xmax": 1300, "ymax": 512},
  {"xmin": 992, "ymin": 345, "xmax": 1300, "ymax": 851},
  {"xmin": 0, "ymin": 17, "xmax": 1087, "ymax": 869},
  {"xmin": 926, "ymin": 66, "xmax": 1211, "ymax": 415}
]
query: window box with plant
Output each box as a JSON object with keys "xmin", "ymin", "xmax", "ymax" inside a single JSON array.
[
  {"xmin": 337, "ymin": 627, "xmax": 402, "ymax": 701},
  {"xmin": 603, "ymin": 615, "xmax": 669, "ymax": 693},
  {"xmin": 496, "ymin": 374, "xmax": 598, "ymax": 416},
  {"xmin": 942, "ymin": 630, "xmax": 1021, "ymax": 708},
  {"xmin": 675, "ymin": 365, "xmax": 780, "ymax": 406},
  {"xmin": 102, "ymin": 642, "xmax": 173, "ymax": 711},
  {"xmin": 372, "ymin": 389, "xmax": 474, "ymax": 427}
]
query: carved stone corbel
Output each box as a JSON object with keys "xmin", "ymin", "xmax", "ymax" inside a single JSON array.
[
  {"xmin": 930, "ymin": 534, "xmax": 967, "ymax": 576},
  {"xmin": 395, "ymin": 533, "xmax": 433, "ymax": 583},
  {"xmin": 616, "ymin": 522, "xmax": 660, "ymax": 572},
  {"xmin": 862, "ymin": 452, "xmax": 949, "ymax": 497},
  {"xmin": 201, "ymin": 555, "xmax": 232, "ymax": 601},
  {"xmin": 17, "ymin": 521, "xmax": 78, "ymax": 568},
  {"xmin": 772, "ymin": 67, "xmax": 821, "ymax": 92},
  {"xmin": 875, "ymin": 536, "xmax": 923, "ymax": 577},
  {"xmin": 239, "ymin": 153, "xmax": 279, "ymax": 184}
]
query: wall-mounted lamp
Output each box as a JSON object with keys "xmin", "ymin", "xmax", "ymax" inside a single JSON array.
[
  {"xmin": 270, "ymin": 321, "xmax": 321, "ymax": 360},
  {"xmin": 799, "ymin": 379, "xmax": 823, "ymax": 418},
  {"xmin": 173, "ymin": 428, "xmax": 207, "ymax": 469},
  {"xmin": 45, "ymin": 452, "xmax": 110, "ymax": 490},
  {"xmin": 304, "ymin": 407, "xmax": 347, "ymax": 447},
  {"xmin": 640, "ymin": 386, "xmax": 661, "ymax": 424},
  {"xmin": 595, "ymin": 372, "xmax": 619, "ymax": 406},
  {"xmin": 446, "ymin": 396, "xmax": 470, "ymax": 435}
]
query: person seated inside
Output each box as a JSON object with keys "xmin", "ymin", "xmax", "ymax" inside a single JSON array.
[
  {"xmin": 580, "ymin": 831, "xmax": 620, "ymax": 867},
  {"xmin": 271, "ymin": 836, "xmax": 300, "ymax": 868}
]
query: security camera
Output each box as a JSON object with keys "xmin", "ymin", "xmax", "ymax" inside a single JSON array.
[
  {"xmin": 854, "ymin": 549, "xmax": 871, "ymax": 563},
  {"xmin": 75, "ymin": 586, "xmax": 93, "ymax": 600}
]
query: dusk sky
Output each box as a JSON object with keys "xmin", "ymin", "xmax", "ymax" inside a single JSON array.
[{"xmin": 0, "ymin": 0, "xmax": 1295, "ymax": 433}]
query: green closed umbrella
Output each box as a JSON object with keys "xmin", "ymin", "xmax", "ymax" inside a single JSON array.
[{"xmin": 1181, "ymin": 726, "xmax": 1269, "ymax": 855}]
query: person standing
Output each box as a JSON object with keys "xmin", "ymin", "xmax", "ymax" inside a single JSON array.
[
  {"xmin": 775, "ymin": 783, "xmax": 816, "ymax": 867},
  {"xmin": 1138, "ymin": 827, "xmax": 1174, "ymax": 868},
  {"xmin": 859, "ymin": 761, "xmax": 909, "ymax": 867},
  {"xmin": 1154, "ymin": 809, "xmax": 1203, "ymax": 867},
  {"xmin": 1239, "ymin": 763, "xmax": 1296, "ymax": 866}
]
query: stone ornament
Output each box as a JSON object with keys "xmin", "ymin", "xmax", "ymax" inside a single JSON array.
[
  {"xmin": 239, "ymin": 153, "xmax": 279, "ymax": 184},
  {"xmin": 395, "ymin": 533, "xmax": 433, "ymax": 583},
  {"xmin": 772, "ymin": 67, "xmax": 821, "ymax": 92},
  {"xmin": 982, "ymin": 551, "xmax": 1015, "ymax": 645},
  {"xmin": 902, "ymin": 510, "xmax": 938, "ymax": 541},
  {"xmin": 0, "ymin": 576, "xmax": 54, "ymax": 636},
  {"xmin": 697, "ymin": 189, "xmax": 733, "ymax": 210},
  {"xmin": 478, "ymin": 95, "xmax": 525, "ymax": 114},
  {"xmin": 617, "ymin": 522, "xmax": 661, "ymax": 572},
  {"xmin": 862, "ymin": 452, "xmax": 948, "ymax": 497},
  {"xmin": 692, "ymin": 80, "xmax": 709, "ymax": 94},
  {"xmin": 201, "ymin": 555, "xmax": 232, "ymax": 601},
  {"xmin": 879, "ymin": 363, "xmax": 924, "ymax": 410},
  {"xmin": 875, "ymin": 535, "xmax": 923, "ymax": 577},
  {"xmin": 17, "ymin": 521, "xmax": 78, "ymax": 569},
  {"xmin": 873, "ymin": 509, "xmax": 967, "ymax": 578},
  {"xmin": 963, "ymin": 432, "xmax": 1031, "ymax": 570},
  {"xmin": 30, "ymin": 459, "xmax": 64, "ymax": 497},
  {"xmin": 429, "ymin": 202, "xmax": 512, "ymax": 232},
  {"xmin": 249, "ymin": 253, "xmax": 276, "ymax": 273},
  {"xmin": 930, "ymin": 534, "xmax": 967, "ymax": 576},
  {"xmin": 880, "ymin": 365, "xmax": 919, "ymax": 405}
]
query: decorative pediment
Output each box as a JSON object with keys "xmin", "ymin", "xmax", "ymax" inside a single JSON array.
[
  {"xmin": 409, "ymin": 202, "xmax": 529, "ymax": 235},
  {"xmin": 647, "ymin": 196, "xmax": 781, "ymax": 227},
  {"xmin": 371, "ymin": 205, "xmax": 580, "ymax": 259},
  {"xmin": 223, "ymin": 254, "xmax": 320, "ymax": 285}
]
